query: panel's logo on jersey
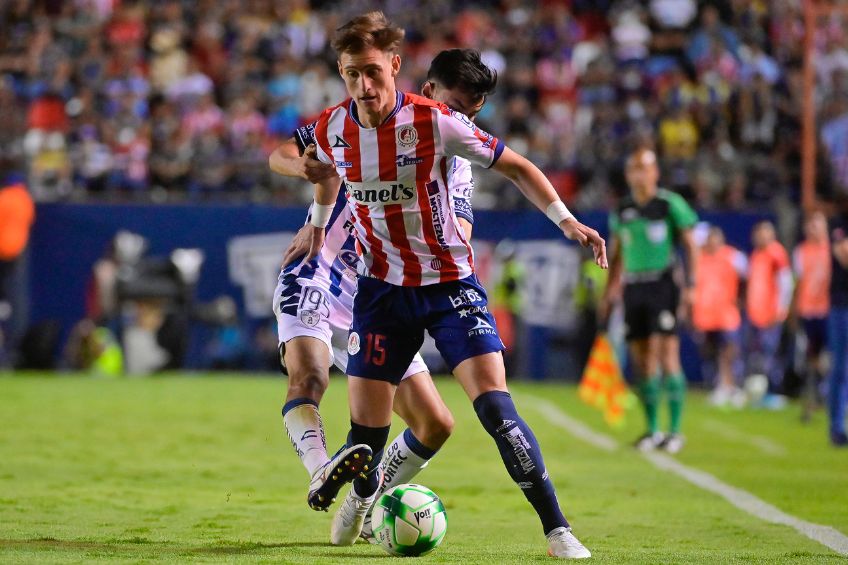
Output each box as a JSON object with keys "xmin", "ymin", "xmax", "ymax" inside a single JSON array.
[
  {"xmin": 348, "ymin": 332, "xmax": 361, "ymax": 355},
  {"xmin": 426, "ymin": 180, "xmax": 450, "ymax": 250},
  {"xmin": 347, "ymin": 181, "xmax": 415, "ymax": 204},
  {"xmin": 334, "ymin": 160, "xmax": 353, "ymax": 168},
  {"xmin": 332, "ymin": 135, "xmax": 352, "ymax": 149},
  {"xmin": 397, "ymin": 125, "xmax": 418, "ymax": 147},
  {"xmin": 396, "ymin": 154, "xmax": 423, "ymax": 167}
]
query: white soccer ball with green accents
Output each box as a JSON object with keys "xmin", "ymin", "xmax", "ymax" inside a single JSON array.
[{"xmin": 371, "ymin": 483, "xmax": 447, "ymax": 557}]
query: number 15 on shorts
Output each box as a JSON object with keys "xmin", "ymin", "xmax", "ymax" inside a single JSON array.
[{"xmin": 349, "ymin": 331, "xmax": 386, "ymax": 366}]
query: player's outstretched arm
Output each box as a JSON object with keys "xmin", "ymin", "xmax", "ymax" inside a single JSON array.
[
  {"xmin": 492, "ymin": 146, "xmax": 607, "ymax": 268},
  {"xmin": 269, "ymin": 139, "xmax": 337, "ymax": 183},
  {"xmin": 300, "ymin": 175, "xmax": 343, "ymax": 263}
]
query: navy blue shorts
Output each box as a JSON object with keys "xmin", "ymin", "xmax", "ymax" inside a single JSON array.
[
  {"xmin": 801, "ymin": 317, "xmax": 828, "ymax": 356},
  {"xmin": 346, "ymin": 274, "xmax": 505, "ymax": 384}
]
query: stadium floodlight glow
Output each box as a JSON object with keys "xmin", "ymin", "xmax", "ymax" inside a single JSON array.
[{"xmin": 171, "ymin": 249, "xmax": 205, "ymax": 285}]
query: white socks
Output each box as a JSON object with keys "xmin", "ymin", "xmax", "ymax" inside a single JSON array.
[
  {"xmin": 283, "ymin": 403, "xmax": 330, "ymax": 477},
  {"xmin": 378, "ymin": 429, "xmax": 432, "ymax": 495}
]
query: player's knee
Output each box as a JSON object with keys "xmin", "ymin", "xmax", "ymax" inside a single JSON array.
[
  {"xmin": 415, "ymin": 410, "xmax": 454, "ymax": 449},
  {"xmin": 287, "ymin": 363, "xmax": 329, "ymax": 400}
]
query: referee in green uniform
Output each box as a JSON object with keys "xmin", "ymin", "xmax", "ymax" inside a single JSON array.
[{"xmin": 601, "ymin": 148, "xmax": 698, "ymax": 453}]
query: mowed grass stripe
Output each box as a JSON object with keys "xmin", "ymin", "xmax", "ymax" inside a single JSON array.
[{"xmin": 0, "ymin": 375, "xmax": 844, "ymax": 563}]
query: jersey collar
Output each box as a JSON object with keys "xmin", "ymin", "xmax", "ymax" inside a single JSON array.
[{"xmin": 349, "ymin": 91, "xmax": 403, "ymax": 128}]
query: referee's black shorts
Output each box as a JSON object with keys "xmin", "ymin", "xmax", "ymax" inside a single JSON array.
[{"xmin": 623, "ymin": 271, "xmax": 680, "ymax": 341}]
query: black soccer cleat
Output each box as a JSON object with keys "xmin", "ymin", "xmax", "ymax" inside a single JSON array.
[{"xmin": 307, "ymin": 444, "xmax": 373, "ymax": 512}]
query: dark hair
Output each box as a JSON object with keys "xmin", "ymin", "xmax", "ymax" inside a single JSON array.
[
  {"xmin": 426, "ymin": 49, "xmax": 497, "ymax": 102},
  {"xmin": 332, "ymin": 11, "xmax": 405, "ymax": 55}
]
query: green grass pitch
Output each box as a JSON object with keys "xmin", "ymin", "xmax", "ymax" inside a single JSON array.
[{"xmin": 1, "ymin": 374, "xmax": 846, "ymax": 563}]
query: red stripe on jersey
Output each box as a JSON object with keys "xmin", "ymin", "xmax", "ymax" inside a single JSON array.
[
  {"xmin": 413, "ymin": 106, "xmax": 460, "ymax": 282},
  {"xmin": 355, "ymin": 203, "xmax": 389, "ymax": 280},
  {"xmin": 377, "ymin": 113, "xmax": 421, "ymax": 285},
  {"xmin": 441, "ymin": 157, "xmax": 475, "ymax": 271},
  {"xmin": 384, "ymin": 204, "xmax": 421, "ymax": 285},
  {"xmin": 342, "ymin": 113, "xmax": 362, "ymax": 182}
]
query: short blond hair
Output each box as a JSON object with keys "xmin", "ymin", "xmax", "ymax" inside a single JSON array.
[{"xmin": 332, "ymin": 11, "xmax": 405, "ymax": 56}]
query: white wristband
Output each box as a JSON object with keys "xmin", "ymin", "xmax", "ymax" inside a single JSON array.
[
  {"xmin": 309, "ymin": 202, "xmax": 334, "ymax": 228},
  {"xmin": 545, "ymin": 200, "xmax": 574, "ymax": 226}
]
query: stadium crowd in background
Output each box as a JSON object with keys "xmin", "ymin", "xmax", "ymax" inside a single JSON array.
[{"xmin": 1, "ymin": 0, "xmax": 847, "ymax": 212}]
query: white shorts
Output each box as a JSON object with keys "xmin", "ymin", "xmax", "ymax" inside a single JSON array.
[{"xmin": 273, "ymin": 275, "xmax": 427, "ymax": 380}]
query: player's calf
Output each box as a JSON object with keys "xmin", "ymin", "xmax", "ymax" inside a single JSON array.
[{"xmin": 473, "ymin": 390, "xmax": 570, "ymax": 535}]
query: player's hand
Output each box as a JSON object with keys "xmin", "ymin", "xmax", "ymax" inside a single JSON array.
[
  {"xmin": 300, "ymin": 144, "xmax": 338, "ymax": 183},
  {"xmin": 281, "ymin": 224, "xmax": 314, "ymax": 268},
  {"xmin": 560, "ymin": 218, "xmax": 608, "ymax": 269}
]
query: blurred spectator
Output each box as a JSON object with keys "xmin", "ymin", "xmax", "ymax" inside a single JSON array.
[
  {"xmin": 746, "ymin": 221, "xmax": 793, "ymax": 404},
  {"xmin": 0, "ymin": 173, "xmax": 35, "ymax": 367},
  {"xmin": 692, "ymin": 225, "xmax": 747, "ymax": 407},
  {"xmin": 827, "ymin": 203, "xmax": 848, "ymax": 446},
  {"xmin": 0, "ymin": 0, "xmax": 840, "ymax": 213},
  {"xmin": 792, "ymin": 211, "xmax": 832, "ymax": 422}
]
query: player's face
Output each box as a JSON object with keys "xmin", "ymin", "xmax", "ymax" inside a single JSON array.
[
  {"xmin": 805, "ymin": 213, "xmax": 827, "ymax": 241},
  {"xmin": 338, "ymin": 47, "xmax": 400, "ymax": 125},
  {"xmin": 706, "ymin": 228, "xmax": 724, "ymax": 251},
  {"xmin": 753, "ymin": 223, "xmax": 774, "ymax": 248},
  {"xmin": 625, "ymin": 150, "xmax": 659, "ymax": 195},
  {"xmin": 422, "ymin": 81, "xmax": 485, "ymax": 120}
]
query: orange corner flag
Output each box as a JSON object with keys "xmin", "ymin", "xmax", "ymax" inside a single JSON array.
[{"xmin": 578, "ymin": 333, "xmax": 636, "ymax": 427}]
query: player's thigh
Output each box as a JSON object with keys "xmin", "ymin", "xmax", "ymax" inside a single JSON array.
[
  {"xmin": 394, "ymin": 370, "xmax": 454, "ymax": 445},
  {"xmin": 453, "ymin": 351, "xmax": 508, "ymax": 402},
  {"xmin": 274, "ymin": 276, "xmax": 334, "ymax": 400},
  {"xmin": 347, "ymin": 277, "xmax": 424, "ymax": 384},
  {"xmin": 628, "ymin": 337, "xmax": 660, "ymax": 377},
  {"xmin": 348, "ymin": 375, "xmax": 396, "ymax": 427},
  {"xmin": 659, "ymin": 334, "xmax": 681, "ymax": 373}
]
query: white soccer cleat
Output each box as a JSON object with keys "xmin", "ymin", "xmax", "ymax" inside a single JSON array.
[
  {"xmin": 547, "ymin": 527, "xmax": 591, "ymax": 559},
  {"xmin": 307, "ymin": 444, "xmax": 372, "ymax": 512},
  {"xmin": 330, "ymin": 470, "xmax": 383, "ymax": 546},
  {"xmin": 358, "ymin": 505, "xmax": 379, "ymax": 545},
  {"xmin": 634, "ymin": 432, "xmax": 665, "ymax": 452},
  {"xmin": 660, "ymin": 433, "xmax": 685, "ymax": 454}
]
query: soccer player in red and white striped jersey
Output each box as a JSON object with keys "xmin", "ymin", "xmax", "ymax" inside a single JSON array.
[{"xmin": 272, "ymin": 12, "xmax": 604, "ymax": 559}]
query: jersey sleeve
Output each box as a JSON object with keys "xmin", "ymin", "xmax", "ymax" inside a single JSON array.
[
  {"xmin": 293, "ymin": 121, "xmax": 317, "ymax": 155},
  {"xmin": 438, "ymin": 108, "xmax": 505, "ymax": 169},
  {"xmin": 448, "ymin": 157, "xmax": 475, "ymax": 224},
  {"xmin": 667, "ymin": 192, "xmax": 698, "ymax": 232}
]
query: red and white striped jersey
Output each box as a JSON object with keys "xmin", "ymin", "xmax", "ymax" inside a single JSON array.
[{"xmin": 301, "ymin": 91, "xmax": 504, "ymax": 286}]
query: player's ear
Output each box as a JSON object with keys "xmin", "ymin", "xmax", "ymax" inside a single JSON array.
[
  {"xmin": 421, "ymin": 80, "xmax": 433, "ymax": 97},
  {"xmin": 391, "ymin": 54, "xmax": 401, "ymax": 77}
]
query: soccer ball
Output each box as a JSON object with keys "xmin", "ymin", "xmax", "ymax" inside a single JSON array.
[{"xmin": 371, "ymin": 483, "xmax": 447, "ymax": 557}]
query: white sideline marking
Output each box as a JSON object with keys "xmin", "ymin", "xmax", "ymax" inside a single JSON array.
[
  {"xmin": 700, "ymin": 419, "xmax": 788, "ymax": 457},
  {"xmin": 533, "ymin": 400, "xmax": 618, "ymax": 452},
  {"xmin": 527, "ymin": 397, "xmax": 848, "ymax": 556}
]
